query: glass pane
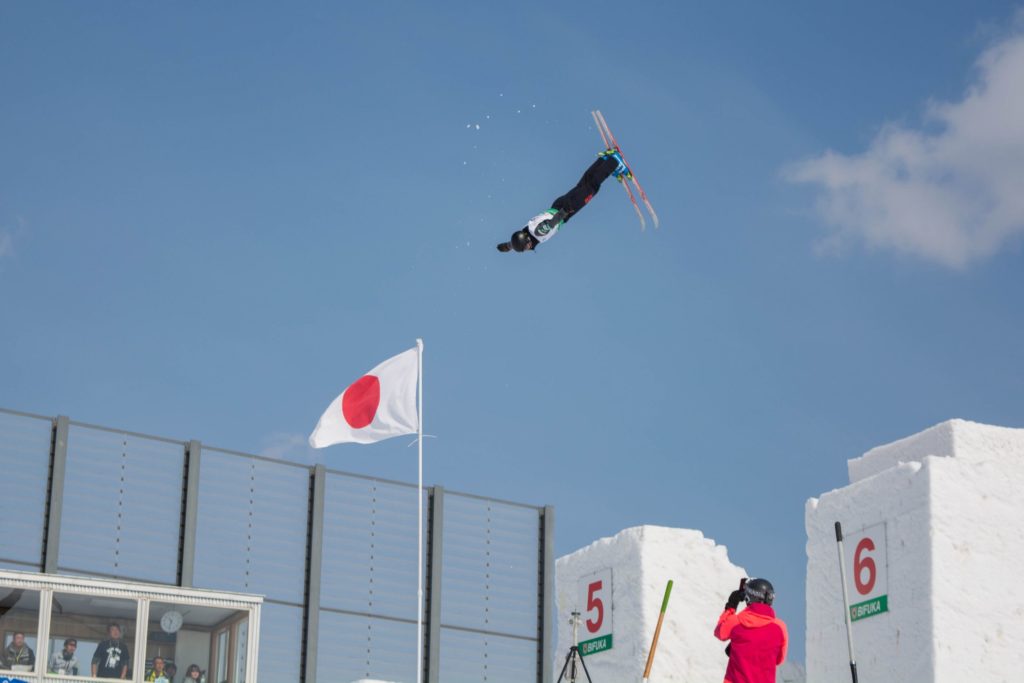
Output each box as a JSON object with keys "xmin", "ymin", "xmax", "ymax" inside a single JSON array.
[
  {"xmin": 51, "ymin": 592, "xmax": 136, "ymax": 679},
  {"xmin": 256, "ymin": 603, "xmax": 302, "ymax": 682},
  {"xmin": 60, "ymin": 426, "xmax": 185, "ymax": 583},
  {"xmin": 147, "ymin": 601, "xmax": 249, "ymax": 683},
  {"xmin": 233, "ymin": 619, "xmax": 248, "ymax": 683},
  {"xmin": 0, "ymin": 589, "xmax": 41, "ymax": 675},
  {"xmin": 194, "ymin": 450, "xmax": 309, "ymax": 603},
  {"xmin": 215, "ymin": 630, "xmax": 228, "ymax": 682},
  {"xmin": 0, "ymin": 412, "xmax": 52, "ymax": 569}
]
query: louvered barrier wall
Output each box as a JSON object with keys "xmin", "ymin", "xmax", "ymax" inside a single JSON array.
[{"xmin": 0, "ymin": 407, "xmax": 554, "ymax": 683}]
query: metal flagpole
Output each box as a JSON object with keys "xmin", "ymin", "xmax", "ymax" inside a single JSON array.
[
  {"xmin": 416, "ymin": 338, "xmax": 424, "ymax": 683},
  {"xmin": 835, "ymin": 521, "xmax": 860, "ymax": 683}
]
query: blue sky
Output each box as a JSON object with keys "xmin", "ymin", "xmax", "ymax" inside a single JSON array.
[{"xmin": 3, "ymin": 1, "xmax": 1024, "ymax": 666}]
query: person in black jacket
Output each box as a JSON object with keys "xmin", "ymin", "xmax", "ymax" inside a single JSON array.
[{"xmin": 92, "ymin": 623, "xmax": 130, "ymax": 679}]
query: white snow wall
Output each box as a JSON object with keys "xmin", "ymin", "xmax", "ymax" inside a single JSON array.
[
  {"xmin": 555, "ymin": 526, "xmax": 747, "ymax": 682},
  {"xmin": 805, "ymin": 419, "xmax": 1024, "ymax": 683}
]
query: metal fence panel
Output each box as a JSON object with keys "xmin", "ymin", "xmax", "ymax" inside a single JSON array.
[
  {"xmin": 320, "ymin": 473, "xmax": 421, "ymax": 621},
  {"xmin": 316, "ymin": 610, "xmax": 418, "ymax": 683},
  {"xmin": 58, "ymin": 425, "xmax": 184, "ymax": 583},
  {"xmin": 0, "ymin": 411, "xmax": 52, "ymax": 569},
  {"xmin": 258, "ymin": 601, "xmax": 305, "ymax": 681},
  {"xmin": 439, "ymin": 627, "xmax": 539, "ymax": 683},
  {"xmin": 193, "ymin": 449, "xmax": 309, "ymax": 604},
  {"xmin": 442, "ymin": 494, "xmax": 541, "ymax": 639}
]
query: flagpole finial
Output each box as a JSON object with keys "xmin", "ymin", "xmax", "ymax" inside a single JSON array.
[{"xmin": 416, "ymin": 338, "xmax": 423, "ymax": 350}]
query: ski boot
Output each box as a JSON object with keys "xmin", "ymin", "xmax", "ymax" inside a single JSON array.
[{"xmin": 598, "ymin": 149, "xmax": 632, "ymax": 181}]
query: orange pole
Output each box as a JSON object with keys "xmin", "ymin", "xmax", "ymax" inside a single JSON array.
[{"xmin": 642, "ymin": 580, "xmax": 674, "ymax": 681}]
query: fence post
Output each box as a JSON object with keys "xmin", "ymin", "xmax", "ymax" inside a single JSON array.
[
  {"xmin": 304, "ymin": 464, "xmax": 327, "ymax": 683},
  {"xmin": 425, "ymin": 486, "xmax": 445, "ymax": 683},
  {"xmin": 540, "ymin": 505, "xmax": 555, "ymax": 683},
  {"xmin": 43, "ymin": 415, "xmax": 69, "ymax": 573},
  {"xmin": 179, "ymin": 440, "xmax": 202, "ymax": 586}
]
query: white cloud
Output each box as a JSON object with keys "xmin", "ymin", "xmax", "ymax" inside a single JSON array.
[
  {"xmin": 786, "ymin": 22, "xmax": 1024, "ymax": 269},
  {"xmin": 259, "ymin": 431, "xmax": 319, "ymax": 463}
]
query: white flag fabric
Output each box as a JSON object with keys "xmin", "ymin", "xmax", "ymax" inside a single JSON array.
[{"xmin": 309, "ymin": 347, "xmax": 419, "ymax": 447}]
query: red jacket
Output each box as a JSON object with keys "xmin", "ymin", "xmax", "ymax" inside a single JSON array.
[{"xmin": 714, "ymin": 602, "xmax": 788, "ymax": 683}]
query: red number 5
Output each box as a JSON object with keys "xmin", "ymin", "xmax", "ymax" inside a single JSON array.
[
  {"xmin": 854, "ymin": 538, "xmax": 876, "ymax": 595},
  {"xmin": 586, "ymin": 580, "xmax": 604, "ymax": 633}
]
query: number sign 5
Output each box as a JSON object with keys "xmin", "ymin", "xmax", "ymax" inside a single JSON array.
[{"xmin": 578, "ymin": 568, "xmax": 612, "ymax": 638}]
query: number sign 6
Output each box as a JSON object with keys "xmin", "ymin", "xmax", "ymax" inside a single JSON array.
[
  {"xmin": 845, "ymin": 523, "xmax": 887, "ymax": 602},
  {"xmin": 854, "ymin": 537, "xmax": 876, "ymax": 595}
]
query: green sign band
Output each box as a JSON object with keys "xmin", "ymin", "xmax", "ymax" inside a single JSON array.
[
  {"xmin": 579, "ymin": 634, "xmax": 613, "ymax": 656},
  {"xmin": 850, "ymin": 594, "xmax": 889, "ymax": 622}
]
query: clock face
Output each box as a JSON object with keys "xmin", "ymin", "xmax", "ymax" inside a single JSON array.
[{"xmin": 160, "ymin": 610, "xmax": 184, "ymax": 634}]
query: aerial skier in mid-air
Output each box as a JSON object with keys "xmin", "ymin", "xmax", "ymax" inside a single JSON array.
[
  {"xmin": 497, "ymin": 150, "xmax": 629, "ymax": 253},
  {"xmin": 497, "ymin": 109, "xmax": 658, "ymax": 253}
]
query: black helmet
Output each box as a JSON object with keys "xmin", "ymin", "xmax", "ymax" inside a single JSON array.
[
  {"xmin": 744, "ymin": 578, "xmax": 775, "ymax": 605},
  {"xmin": 510, "ymin": 229, "xmax": 536, "ymax": 252}
]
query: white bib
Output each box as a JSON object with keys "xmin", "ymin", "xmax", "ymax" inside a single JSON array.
[{"xmin": 526, "ymin": 211, "xmax": 562, "ymax": 244}]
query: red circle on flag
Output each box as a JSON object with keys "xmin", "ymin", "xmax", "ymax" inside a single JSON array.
[{"xmin": 342, "ymin": 375, "xmax": 380, "ymax": 429}]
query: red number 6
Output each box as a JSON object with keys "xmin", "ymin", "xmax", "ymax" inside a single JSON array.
[
  {"xmin": 854, "ymin": 537, "xmax": 876, "ymax": 595},
  {"xmin": 586, "ymin": 580, "xmax": 604, "ymax": 633}
]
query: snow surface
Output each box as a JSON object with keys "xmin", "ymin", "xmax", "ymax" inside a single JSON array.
[
  {"xmin": 556, "ymin": 525, "xmax": 796, "ymax": 682},
  {"xmin": 806, "ymin": 419, "xmax": 1024, "ymax": 683}
]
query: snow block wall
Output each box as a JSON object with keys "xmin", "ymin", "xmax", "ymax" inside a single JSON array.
[
  {"xmin": 555, "ymin": 526, "xmax": 747, "ymax": 683},
  {"xmin": 806, "ymin": 419, "xmax": 1024, "ymax": 683}
]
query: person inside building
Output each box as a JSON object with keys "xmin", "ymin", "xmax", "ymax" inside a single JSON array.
[
  {"xmin": 3, "ymin": 631, "xmax": 35, "ymax": 670},
  {"xmin": 714, "ymin": 578, "xmax": 788, "ymax": 683},
  {"xmin": 146, "ymin": 655, "xmax": 171, "ymax": 682},
  {"xmin": 184, "ymin": 663, "xmax": 204, "ymax": 682},
  {"xmin": 92, "ymin": 623, "xmax": 130, "ymax": 679},
  {"xmin": 165, "ymin": 661, "xmax": 178, "ymax": 682},
  {"xmin": 48, "ymin": 637, "xmax": 79, "ymax": 676}
]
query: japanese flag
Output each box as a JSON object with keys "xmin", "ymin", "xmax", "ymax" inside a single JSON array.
[{"xmin": 309, "ymin": 347, "xmax": 419, "ymax": 447}]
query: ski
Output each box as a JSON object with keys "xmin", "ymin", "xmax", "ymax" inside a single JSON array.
[
  {"xmin": 591, "ymin": 110, "xmax": 645, "ymax": 229},
  {"xmin": 591, "ymin": 110, "xmax": 660, "ymax": 229}
]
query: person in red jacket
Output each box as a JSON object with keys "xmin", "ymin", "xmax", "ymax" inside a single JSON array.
[{"xmin": 714, "ymin": 578, "xmax": 788, "ymax": 683}]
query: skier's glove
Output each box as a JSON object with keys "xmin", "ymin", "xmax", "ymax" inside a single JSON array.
[
  {"xmin": 724, "ymin": 644, "xmax": 732, "ymax": 657},
  {"xmin": 725, "ymin": 589, "xmax": 744, "ymax": 611}
]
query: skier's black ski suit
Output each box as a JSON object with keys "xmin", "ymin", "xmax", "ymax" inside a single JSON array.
[{"xmin": 551, "ymin": 155, "xmax": 618, "ymax": 221}]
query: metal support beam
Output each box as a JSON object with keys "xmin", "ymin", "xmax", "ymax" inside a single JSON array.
[
  {"xmin": 540, "ymin": 505, "xmax": 555, "ymax": 683},
  {"xmin": 304, "ymin": 464, "xmax": 327, "ymax": 683},
  {"xmin": 180, "ymin": 440, "xmax": 202, "ymax": 587},
  {"xmin": 43, "ymin": 415, "xmax": 69, "ymax": 573},
  {"xmin": 425, "ymin": 486, "xmax": 445, "ymax": 683}
]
